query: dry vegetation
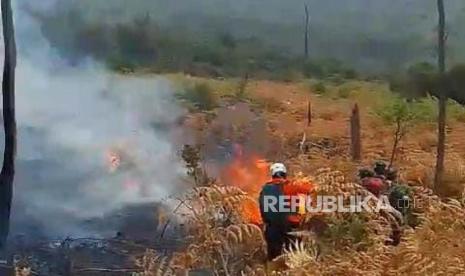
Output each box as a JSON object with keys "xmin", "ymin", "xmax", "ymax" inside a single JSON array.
[
  {"xmin": 153, "ymin": 75, "xmax": 465, "ymax": 275},
  {"xmin": 138, "ymin": 169, "xmax": 465, "ymax": 275},
  {"xmin": 15, "ymin": 76, "xmax": 465, "ymax": 275}
]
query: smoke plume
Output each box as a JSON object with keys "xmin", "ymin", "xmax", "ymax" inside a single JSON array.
[{"xmin": 2, "ymin": 0, "xmax": 185, "ymax": 238}]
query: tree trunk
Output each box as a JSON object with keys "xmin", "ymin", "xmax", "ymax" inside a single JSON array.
[
  {"xmin": 307, "ymin": 100, "xmax": 312, "ymax": 126},
  {"xmin": 304, "ymin": 4, "xmax": 310, "ymax": 58},
  {"xmin": 350, "ymin": 104, "xmax": 361, "ymax": 161},
  {"xmin": 434, "ymin": 0, "xmax": 446, "ymax": 191},
  {"xmin": 237, "ymin": 71, "xmax": 249, "ymax": 100},
  {"xmin": 0, "ymin": 0, "xmax": 17, "ymax": 250}
]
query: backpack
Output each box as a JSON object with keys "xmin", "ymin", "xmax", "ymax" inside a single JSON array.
[
  {"xmin": 259, "ymin": 182, "xmax": 290, "ymax": 226},
  {"xmin": 388, "ymin": 184, "xmax": 412, "ymax": 214},
  {"xmin": 362, "ymin": 177, "xmax": 385, "ymax": 196}
]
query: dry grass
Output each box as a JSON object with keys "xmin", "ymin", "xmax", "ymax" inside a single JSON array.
[
  {"xmin": 282, "ymin": 174, "xmax": 465, "ymax": 275},
  {"xmin": 317, "ymin": 110, "xmax": 339, "ymax": 121},
  {"xmin": 143, "ymin": 168, "xmax": 465, "ymax": 275},
  {"xmin": 417, "ymin": 132, "xmax": 437, "ymax": 152},
  {"xmin": 168, "ymin": 75, "xmax": 465, "ymax": 275},
  {"xmin": 437, "ymin": 156, "xmax": 465, "ymax": 198}
]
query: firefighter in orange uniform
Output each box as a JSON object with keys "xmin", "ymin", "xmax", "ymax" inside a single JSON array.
[{"xmin": 258, "ymin": 163, "xmax": 314, "ymax": 260}]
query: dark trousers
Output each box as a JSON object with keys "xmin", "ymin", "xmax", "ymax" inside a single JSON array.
[{"xmin": 264, "ymin": 223, "xmax": 296, "ymax": 260}]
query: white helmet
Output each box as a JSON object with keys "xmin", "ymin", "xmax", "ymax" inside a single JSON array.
[{"xmin": 270, "ymin": 163, "xmax": 287, "ymax": 177}]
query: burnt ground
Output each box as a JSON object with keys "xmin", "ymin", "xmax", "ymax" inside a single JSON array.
[{"xmin": 2, "ymin": 203, "xmax": 185, "ymax": 275}]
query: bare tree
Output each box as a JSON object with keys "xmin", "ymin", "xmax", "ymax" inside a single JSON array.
[
  {"xmin": 0, "ymin": 0, "xmax": 17, "ymax": 250},
  {"xmin": 304, "ymin": 4, "xmax": 310, "ymax": 58},
  {"xmin": 307, "ymin": 100, "xmax": 312, "ymax": 126},
  {"xmin": 434, "ymin": 0, "xmax": 446, "ymax": 191},
  {"xmin": 350, "ymin": 104, "xmax": 361, "ymax": 161}
]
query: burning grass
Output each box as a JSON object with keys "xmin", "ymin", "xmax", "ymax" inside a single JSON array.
[
  {"xmin": 13, "ymin": 76, "xmax": 465, "ymax": 275},
  {"xmin": 159, "ymin": 76, "xmax": 465, "ymax": 274},
  {"xmin": 148, "ymin": 168, "xmax": 465, "ymax": 275}
]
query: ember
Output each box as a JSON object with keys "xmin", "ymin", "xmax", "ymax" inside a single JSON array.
[{"xmin": 106, "ymin": 150, "xmax": 121, "ymax": 173}]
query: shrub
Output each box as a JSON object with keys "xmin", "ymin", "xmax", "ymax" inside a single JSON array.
[
  {"xmin": 181, "ymin": 144, "xmax": 214, "ymax": 186},
  {"xmin": 302, "ymin": 62, "xmax": 324, "ymax": 78},
  {"xmin": 408, "ymin": 96, "xmax": 465, "ymax": 123},
  {"xmin": 374, "ymin": 96, "xmax": 421, "ymax": 166},
  {"xmin": 181, "ymin": 83, "xmax": 218, "ymax": 111},
  {"xmin": 277, "ymin": 68, "xmax": 303, "ymax": 83},
  {"xmin": 337, "ymin": 86, "xmax": 351, "ymax": 99},
  {"xmin": 448, "ymin": 100, "xmax": 465, "ymax": 123},
  {"xmin": 454, "ymin": 110, "xmax": 465, "ymax": 123},
  {"xmin": 321, "ymin": 213, "xmax": 371, "ymax": 250},
  {"xmin": 312, "ymin": 81, "xmax": 327, "ymax": 95},
  {"xmin": 343, "ymin": 69, "xmax": 358, "ymax": 79},
  {"xmin": 325, "ymin": 74, "xmax": 345, "ymax": 85},
  {"xmin": 410, "ymin": 96, "xmax": 437, "ymax": 122}
]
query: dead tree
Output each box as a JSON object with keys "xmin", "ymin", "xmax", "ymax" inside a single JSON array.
[
  {"xmin": 0, "ymin": 0, "xmax": 17, "ymax": 250},
  {"xmin": 434, "ymin": 0, "xmax": 446, "ymax": 191},
  {"xmin": 307, "ymin": 100, "xmax": 312, "ymax": 126},
  {"xmin": 304, "ymin": 4, "xmax": 310, "ymax": 58},
  {"xmin": 350, "ymin": 104, "xmax": 361, "ymax": 161},
  {"xmin": 299, "ymin": 100, "xmax": 312, "ymax": 154}
]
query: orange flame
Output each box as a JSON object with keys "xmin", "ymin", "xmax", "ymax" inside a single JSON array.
[
  {"xmin": 105, "ymin": 149, "xmax": 121, "ymax": 172},
  {"xmin": 221, "ymin": 145, "xmax": 269, "ymax": 225}
]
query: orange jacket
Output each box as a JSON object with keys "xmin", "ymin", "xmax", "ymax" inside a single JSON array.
[{"xmin": 268, "ymin": 177, "xmax": 314, "ymax": 225}]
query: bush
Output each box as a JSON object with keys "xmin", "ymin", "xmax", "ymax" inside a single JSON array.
[
  {"xmin": 303, "ymin": 61, "xmax": 324, "ymax": 78},
  {"xmin": 410, "ymin": 96, "xmax": 437, "ymax": 122},
  {"xmin": 407, "ymin": 96, "xmax": 465, "ymax": 123},
  {"xmin": 325, "ymin": 74, "xmax": 345, "ymax": 85},
  {"xmin": 343, "ymin": 69, "xmax": 358, "ymax": 79},
  {"xmin": 276, "ymin": 68, "xmax": 303, "ymax": 83},
  {"xmin": 337, "ymin": 86, "xmax": 351, "ymax": 99},
  {"xmin": 312, "ymin": 81, "xmax": 327, "ymax": 95},
  {"xmin": 303, "ymin": 59, "xmax": 358, "ymax": 80},
  {"xmin": 453, "ymin": 109, "xmax": 465, "ymax": 123},
  {"xmin": 375, "ymin": 96, "xmax": 437, "ymax": 124},
  {"xmin": 180, "ymin": 83, "xmax": 218, "ymax": 111},
  {"xmin": 322, "ymin": 214, "xmax": 371, "ymax": 250},
  {"xmin": 448, "ymin": 100, "xmax": 465, "ymax": 123}
]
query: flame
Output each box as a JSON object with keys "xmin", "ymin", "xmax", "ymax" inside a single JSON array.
[
  {"xmin": 105, "ymin": 147, "xmax": 143, "ymax": 194},
  {"xmin": 106, "ymin": 149, "xmax": 121, "ymax": 172},
  {"xmin": 221, "ymin": 145, "xmax": 269, "ymax": 225},
  {"xmin": 220, "ymin": 146, "xmax": 317, "ymax": 225}
]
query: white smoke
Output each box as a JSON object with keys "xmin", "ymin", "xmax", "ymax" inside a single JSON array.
[{"xmin": 3, "ymin": 0, "xmax": 186, "ymax": 237}]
